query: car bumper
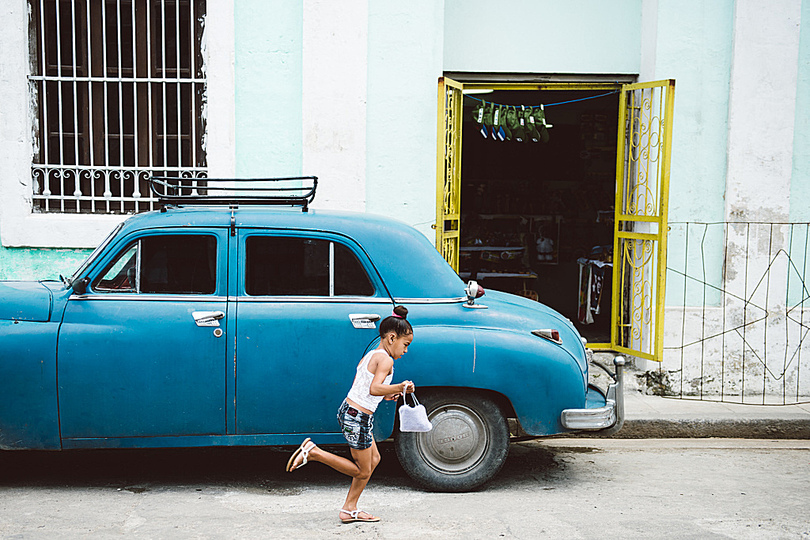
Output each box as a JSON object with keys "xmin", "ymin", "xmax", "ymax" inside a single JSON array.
[{"xmin": 560, "ymin": 356, "xmax": 625, "ymax": 433}]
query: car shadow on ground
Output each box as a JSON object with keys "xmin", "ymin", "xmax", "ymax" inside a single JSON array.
[{"xmin": 0, "ymin": 440, "xmax": 586, "ymax": 493}]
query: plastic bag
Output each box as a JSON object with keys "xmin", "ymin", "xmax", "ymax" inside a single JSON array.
[{"xmin": 398, "ymin": 392, "xmax": 433, "ymax": 432}]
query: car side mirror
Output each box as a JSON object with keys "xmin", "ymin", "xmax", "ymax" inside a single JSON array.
[
  {"xmin": 72, "ymin": 277, "xmax": 90, "ymax": 295},
  {"xmin": 464, "ymin": 280, "xmax": 487, "ymax": 309}
]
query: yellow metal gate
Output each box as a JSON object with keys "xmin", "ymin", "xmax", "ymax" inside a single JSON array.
[
  {"xmin": 611, "ymin": 80, "xmax": 675, "ymax": 362},
  {"xmin": 435, "ymin": 77, "xmax": 464, "ymax": 271}
]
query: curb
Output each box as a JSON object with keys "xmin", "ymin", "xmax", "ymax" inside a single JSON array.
[{"xmin": 572, "ymin": 418, "xmax": 810, "ymax": 439}]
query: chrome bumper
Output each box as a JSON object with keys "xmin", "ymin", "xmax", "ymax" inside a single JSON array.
[{"xmin": 560, "ymin": 356, "xmax": 625, "ymax": 433}]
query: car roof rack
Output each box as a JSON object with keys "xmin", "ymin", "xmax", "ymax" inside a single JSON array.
[{"xmin": 148, "ymin": 176, "xmax": 318, "ymax": 212}]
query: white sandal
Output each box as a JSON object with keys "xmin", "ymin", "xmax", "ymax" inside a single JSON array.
[
  {"xmin": 340, "ymin": 509, "xmax": 380, "ymax": 523},
  {"xmin": 286, "ymin": 438, "xmax": 315, "ymax": 472}
]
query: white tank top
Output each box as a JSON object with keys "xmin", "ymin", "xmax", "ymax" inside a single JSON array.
[{"xmin": 346, "ymin": 349, "xmax": 394, "ymax": 413}]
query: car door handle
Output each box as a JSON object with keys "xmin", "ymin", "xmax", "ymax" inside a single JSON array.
[
  {"xmin": 349, "ymin": 313, "xmax": 380, "ymax": 329},
  {"xmin": 192, "ymin": 310, "xmax": 225, "ymax": 327}
]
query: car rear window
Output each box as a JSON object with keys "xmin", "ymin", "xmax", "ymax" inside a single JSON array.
[{"xmin": 245, "ymin": 236, "xmax": 374, "ymax": 297}]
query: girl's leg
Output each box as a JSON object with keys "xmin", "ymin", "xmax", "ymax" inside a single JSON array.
[
  {"xmin": 290, "ymin": 440, "xmax": 381, "ymax": 520},
  {"xmin": 288, "ymin": 441, "xmax": 380, "ymax": 481},
  {"xmin": 341, "ymin": 439, "xmax": 381, "ymax": 517}
]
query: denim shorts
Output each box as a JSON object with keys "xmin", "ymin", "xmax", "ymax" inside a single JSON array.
[{"xmin": 337, "ymin": 400, "xmax": 375, "ymax": 450}]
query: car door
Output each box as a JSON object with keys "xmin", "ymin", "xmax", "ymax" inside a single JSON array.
[
  {"xmin": 57, "ymin": 229, "xmax": 229, "ymax": 441},
  {"xmin": 234, "ymin": 230, "xmax": 392, "ymax": 435}
]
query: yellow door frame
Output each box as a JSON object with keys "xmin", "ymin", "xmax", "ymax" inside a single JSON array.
[
  {"xmin": 434, "ymin": 77, "xmax": 674, "ymax": 361},
  {"xmin": 435, "ymin": 77, "xmax": 464, "ymax": 270}
]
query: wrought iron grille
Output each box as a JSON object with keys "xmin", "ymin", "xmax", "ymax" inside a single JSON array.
[
  {"xmin": 436, "ymin": 79, "xmax": 462, "ymax": 271},
  {"xmin": 28, "ymin": 0, "xmax": 207, "ymax": 214},
  {"xmin": 665, "ymin": 221, "xmax": 810, "ymax": 404}
]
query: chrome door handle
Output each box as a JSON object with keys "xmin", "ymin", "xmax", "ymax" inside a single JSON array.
[
  {"xmin": 349, "ymin": 313, "xmax": 380, "ymax": 329},
  {"xmin": 193, "ymin": 310, "xmax": 225, "ymax": 327}
]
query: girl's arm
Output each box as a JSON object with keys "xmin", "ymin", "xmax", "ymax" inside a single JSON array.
[{"xmin": 368, "ymin": 353, "xmax": 415, "ymax": 396}]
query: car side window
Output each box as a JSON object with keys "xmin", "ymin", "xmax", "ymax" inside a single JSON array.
[
  {"xmin": 245, "ymin": 236, "xmax": 375, "ymax": 296},
  {"xmin": 96, "ymin": 244, "xmax": 138, "ymax": 292},
  {"xmin": 94, "ymin": 235, "xmax": 217, "ymax": 294}
]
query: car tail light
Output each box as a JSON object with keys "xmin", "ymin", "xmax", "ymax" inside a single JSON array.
[{"xmin": 532, "ymin": 329, "xmax": 562, "ymax": 345}]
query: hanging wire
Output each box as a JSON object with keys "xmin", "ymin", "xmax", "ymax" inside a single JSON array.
[{"xmin": 463, "ymin": 90, "xmax": 620, "ymax": 108}]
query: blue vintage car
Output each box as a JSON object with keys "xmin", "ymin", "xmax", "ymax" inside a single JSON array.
[{"xmin": 0, "ymin": 178, "xmax": 624, "ymax": 491}]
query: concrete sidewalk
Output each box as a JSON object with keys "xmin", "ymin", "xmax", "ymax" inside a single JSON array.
[
  {"xmin": 616, "ymin": 391, "xmax": 810, "ymax": 438},
  {"xmin": 583, "ymin": 357, "xmax": 810, "ymax": 438}
]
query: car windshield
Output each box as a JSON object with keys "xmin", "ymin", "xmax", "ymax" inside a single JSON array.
[{"xmin": 68, "ymin": 222, "xmax": 124, "ymax": 287}]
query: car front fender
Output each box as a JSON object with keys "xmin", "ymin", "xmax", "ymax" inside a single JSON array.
[{"xmin": 377, "ymin": 325, "xmax": 588, "ymax": 439}]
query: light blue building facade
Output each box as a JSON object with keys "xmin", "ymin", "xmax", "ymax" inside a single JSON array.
[{"xmin": 2, "ymin": 0, "xmax": 809, "ymax": 399}]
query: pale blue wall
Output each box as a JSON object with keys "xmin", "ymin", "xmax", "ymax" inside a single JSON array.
[
  {"xmin": 366, "ymin": 2, "xmax": 444, "ymax": 239},
  {"xmin": 656, "ymin": 0, "xmax": 733, "ymax": 224},
  {"xmin": 655, "ymin": 0, "xmax": 734, "ymax": 307},
  {"xmin": 0, "ymin": 247, "xmax": 89, "ymax": 281},
  {"xmin": 443, "ymin": 0, "xmax": 642, "ymax": 73},
  {"xmin": 234, "ymin": 0, "xmax": 303, "ymax": 177},
  {"xmin": 791, "ymin": 0, "xmax": 810, "ymax": 222},
  {"xmin": 787, "ymin": 0, "xmax": 810, "ymax": 305}
]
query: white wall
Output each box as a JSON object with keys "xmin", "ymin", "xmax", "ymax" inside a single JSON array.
[
  {"xmin": 365, "ymin": 2, "xmax": 445, "ymax": 239},
  {"xmin": 443, "ymin": 0, "xmax": 642, "ymax": 74},
  {"xmin": 659, "ymin": 0, "xmax": 807, "ymax": 396},
  {"xmin": 302, "ymin": 0, "xmax": 368, "ymax": 212}
]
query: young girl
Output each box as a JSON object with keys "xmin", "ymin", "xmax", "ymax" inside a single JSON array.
[{"xmin": 286, "ymin": 305, "xmax": 415, "ymax": 524}]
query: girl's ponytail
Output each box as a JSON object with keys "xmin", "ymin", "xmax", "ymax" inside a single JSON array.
[{"xmin": 380, "ymin": 305, "xmax": 412, "ymax": 337}]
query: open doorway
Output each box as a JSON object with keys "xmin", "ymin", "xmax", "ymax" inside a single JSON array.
[{"xmin": 458, "ymin": 89, "xmax": 619, "ymax": 343}]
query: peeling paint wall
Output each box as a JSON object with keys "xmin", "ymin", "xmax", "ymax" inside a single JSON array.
[
  {"xmin": 660, "ymin": 0, "xmax": 809, "ymax": 398},
  {"xmin": 0, "ymin": 246, "xmax": 90, "ymax": 281}
]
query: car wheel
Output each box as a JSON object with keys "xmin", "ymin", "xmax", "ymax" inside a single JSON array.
[{"xmin": 395, "ymin": 391, "xmax": 509, "ymax": 492}]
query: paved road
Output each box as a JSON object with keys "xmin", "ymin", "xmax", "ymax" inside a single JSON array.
[{"xmin": 1, "ymin": 439, "xmax": 809, "ymax": 539}]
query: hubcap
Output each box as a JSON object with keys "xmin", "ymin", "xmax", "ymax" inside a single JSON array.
[{"xmin": 417, "ymin": 403, "xmax": 487, "ymax": 474}]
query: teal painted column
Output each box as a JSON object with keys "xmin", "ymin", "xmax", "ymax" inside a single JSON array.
[
  {"xmin": 791, "ymin": 0, "xmax": 810, "ymax": 222},
  {"xmin": 655, "ymin": 0, "xmax": 734, "ymax": 308},
  {"xmin": 234, "ymin": 0, "xmax": 304, "ymax": 177}
]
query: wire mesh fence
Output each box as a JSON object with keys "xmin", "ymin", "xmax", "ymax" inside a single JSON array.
[{"xmin": 663, "ymin": 222, "xmax": 810, "ymax": 405}]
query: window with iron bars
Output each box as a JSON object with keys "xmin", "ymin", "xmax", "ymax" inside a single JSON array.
[{"xmin": 28, "ymin": 0, "xmax": 207, "ymax": 214}]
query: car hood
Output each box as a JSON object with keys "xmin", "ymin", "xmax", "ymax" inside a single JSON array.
[
  {"xmin": 0, "ymin": 281, "xmax": 53, "ymax": 322},
  {"xmin": 478, "ymin": 289, "xmax": 576, "ymax": 332}
]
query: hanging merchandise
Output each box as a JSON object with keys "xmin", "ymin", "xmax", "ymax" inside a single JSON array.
[
  {"xmin": 490, "ymin": 103, "xmax": 501, "ymax": 140},
  {"xmin": 493, "ymin": 105, "xmax": 509, "ymax": 141},
  {"xmin": 482, "ymin": 102, "xmax": 494, "ymax": 139},
  {"xmin": 506, "ymin": 107, "xmax": 520, "ymax": 142},
  {"xmin": 576, "ymin": 257, "xmax": 611, "ymax": 324},
  {"xmin": 469, "ymin": 98, "xmax": 551, "ymax": 144},
  {"xmin": 500, "ymin": 106, "xmax": 512, "ymax": 141},
  {"xmin": 525, "ymin": 107, "xmax": 540, "ymax": 143},
  {"xmin": 473, "ymin": 100, "xmax": 486, "ymax": 138},
  {"xmin": 516, "ymin": 105, "xmax": 527, "ymax": 142},
  {"xmin": 533, "ymin": 105, "xmax": 551, "ymax": 143}
]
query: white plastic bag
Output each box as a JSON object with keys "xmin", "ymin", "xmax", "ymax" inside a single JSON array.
[{"xmin": 398, "ymin": 392, "xmax": 433, "ymax": 432}]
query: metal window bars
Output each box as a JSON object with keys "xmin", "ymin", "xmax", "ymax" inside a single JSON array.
[
  {"xmin": 148, "ymin": 177, "xmax": 319, "ymax": 211},
  {"xmin": 28, "ymin": 0, "xmax": 207, "ymax": 215}
]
